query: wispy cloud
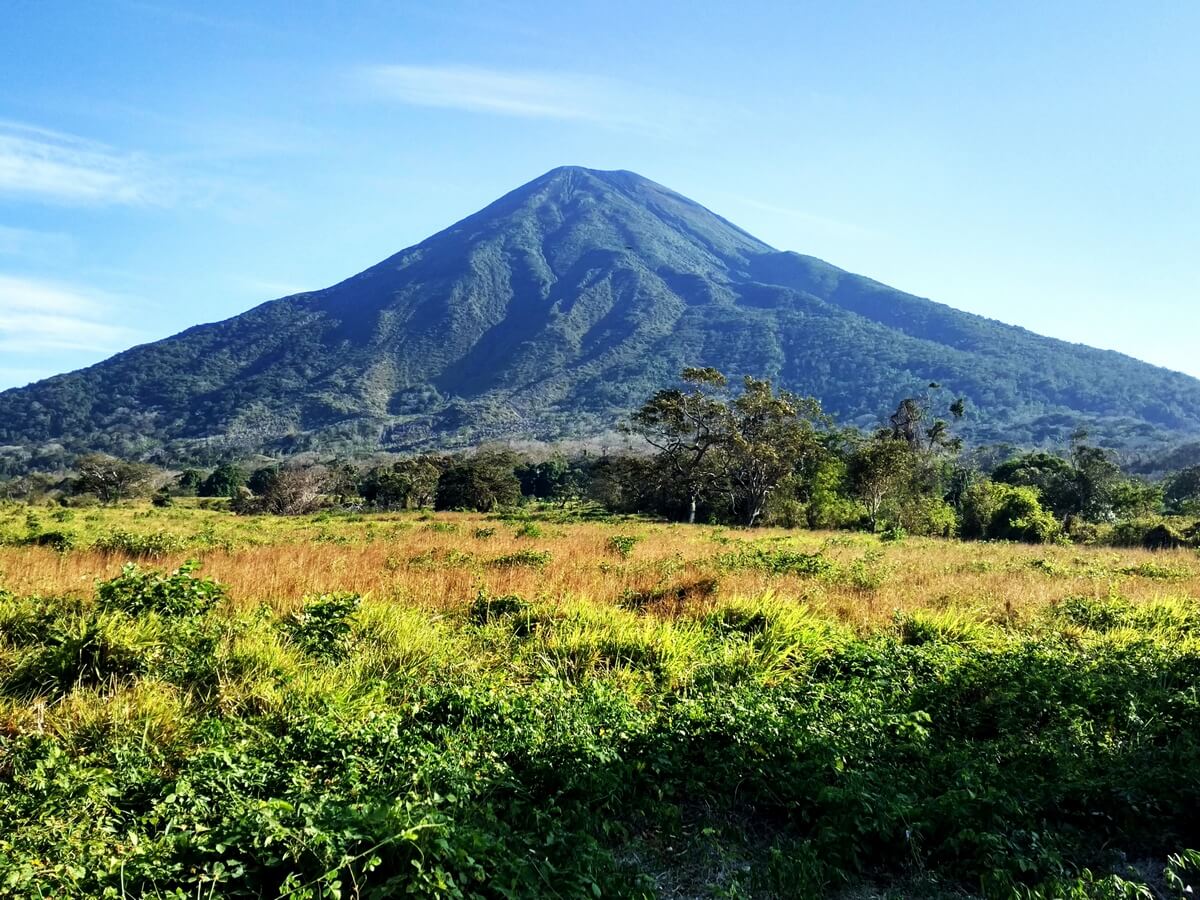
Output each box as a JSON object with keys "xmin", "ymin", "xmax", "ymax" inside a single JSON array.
[
  {"xmin": 0, "ymin": 274, "xmax": 137, "ymax": 352},
  {"xmin": 0, "ymin": 121, "xmax": 165, "ymax": 206},
  {"xmin": 354, "ymin": 64, "xmax": 691, "ymax": 131}
]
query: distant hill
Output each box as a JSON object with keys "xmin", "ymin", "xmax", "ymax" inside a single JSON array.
[{"xmin": 3, "ymin": 165, "xmax": 1199, "ymax": 459}]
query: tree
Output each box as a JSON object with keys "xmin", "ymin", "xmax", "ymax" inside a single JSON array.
[
  {"xmin": 888, "ymin": 385, "xmax": 965, "ymax": 457},
  {"xmin": 1108, "ymin": 478, "xmax": 1163, "ymax": 520},
  {"xmin": 993, "ymin": 442, "xmax": 1144, "ymax": 524},
  {"xmin": 73, "ymin": 453, "xmax": 156, "ymax": 504},
  {"xmin": 627, "ymin": 368, "xmax": 732, "ymax": 524},
  {"xmin": 435, "ymin": 449, "xmax": 521, "ymax": 512},
  {"xmin": 720, "ymin": 377, "xmax": 828, "ymax": 526},
  {"xmin": 248, "ymin": 466, "xmax": 280, "ymax": 496},
  {"xmin": 847, "ymin": 434, "xmax": 918, "ymax": 532},
  {"xmin": 582, "ymin": 454, "xmax": 657, "ymax": 514},
  {"xmin": 363, "ymin": 457, "xmax": 442, "ymax": 509},
  {"xmin": 992, "ymin": 452, "xmax": 1076, "ymax": 519},
  {"xmin": 1165, "ymin": 465, "xmax": 1200, "ymax": 515},
  {"xmin": 961, "ymin": 480, "xmax": 1061, "ymax": 543},
  {"xmin": 199, "ymin": 463, "xmax": 247, "ymax": 498},
  {"xmin": 176, "ymin": 469, "xmax": 204, "ymax": 495},
  {"xmin": 1068, "ymin": 439, "xmax": 1124, "ymax": 522},
  {"xmin": 248, "ymin": 466, "xmax": 331, "ymax": 515}
]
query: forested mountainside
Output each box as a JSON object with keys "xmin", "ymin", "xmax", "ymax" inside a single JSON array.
[{"xmin": 3, "ymin": 166, "xmax": 1198, "ymax": 459}]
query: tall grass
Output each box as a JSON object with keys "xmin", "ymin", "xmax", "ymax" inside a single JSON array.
[{"xmin": 0, "ymin": 501, "xmax": 1197, "ymax": 897}]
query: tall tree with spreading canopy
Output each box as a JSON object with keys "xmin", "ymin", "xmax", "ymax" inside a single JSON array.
[
  {"xmin": 627, "ymin": 367, "xmax": 732, "ymax": 524},
  {"xmin": 721, "ymin": 377, "xmax": 830, "ymax": 526},
  {"xmin": 73, "ymin": 454, "xmax": 156, "ymax": 504}
]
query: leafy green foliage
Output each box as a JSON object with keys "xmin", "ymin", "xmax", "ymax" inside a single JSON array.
[
  {"xmin": 0, "ymin": 554, "xmax": 1199, "ymax": 897},
  {"xmin": 198, "ymin": 463, "xmax": 247, "ymax": 498},
  {"xmin": 435, "ymin": 450, "xmax": 522, "ymax": 513},
  {"xmin": 962, "ymin": 481, "xmax": 1063, "ymax": 543},
  {"xmin": 607, "ymin": 534, "xmax": 641, "ymax": 557},
  {"xmin": 488, "ymin": 549, "xmax": 551, "ymax": 569},
  {"xmin": 283, "ymin": 592, "xmax": 361, "ymax": 660},
  {"xmin": 96, "ymin": 560, "xmax": 225, "ymax": 617},
  {"xmin": 716, "ymin": 545, "xmax": 834, "ymax": 576},
  {"xmin": 92, "ymin": 528, "xmax": 188, "ymax": 558}
]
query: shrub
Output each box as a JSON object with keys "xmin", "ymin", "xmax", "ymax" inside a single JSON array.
[
  {"xmin": 1108, "ymin": 519, "xmax": 1153, "ymax": 547},
  {"xmin": 435, "ymin": 450, "xmax": 521, "ymax": 512},
  {"xmin": 619, "ymin": 576, "xmax": 718, "ymax": 611},
  {"xmin": 514, "ymin": 521, "xmax": 543, "ymax": 539},
  {"xmin": 1142, "ymin": 523, "xmax": 1187, "ymax": 551},
  {"xmin": 1118, "ymin": 560, "xmax": 1189, "ymax": 580},
  {"xmin": 96, "ymin": 560, "xmax": 225, "ymax": 617},
  {"xmin": 93, "ymin": 529, "xmax": 188, "ymax": 558},
  {"xmin": 962, "ymin": 481, "xmax": 1061, "ymax": 543},
  {"xmin": 716, "ymin": 546, "xmax": 834, "ymax": 576},
  {"xmin": 4, "ymin": 610, "xmax": 155, "ymax": 696},
  {"xmin": 489, "ymin": 549, "xmax": 551, "ymax": 569},
  {"xmin": 283, "ymin": 593, "xmax": 361, "ymax": 660},
  {"xmin": 468, "ymin": 590, "xmax": 530, "ymax": 625},
  {"xmin": 900, "ymin": 496, "xmax": 958, "ymax": 537},
  {"xmin": 27, "ymin": 530, "xmax": 75, "ymax": 552},
  {"xmin": 606, "ymin": 534, "xmax": 641, "ymax": 557},
  {"xmin": 198, "ymin": 463, "xmax": 247, "ymax": 498}
]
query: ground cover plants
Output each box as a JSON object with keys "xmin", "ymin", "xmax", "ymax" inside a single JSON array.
[{"xmin": 1, "ymin": 500, "xmax": 1199, "ymax": 898}]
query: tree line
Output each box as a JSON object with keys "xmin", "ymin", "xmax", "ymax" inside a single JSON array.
[{"xmin": 4, "ymin": 368, "xmax": 1200, "ymax": 547}]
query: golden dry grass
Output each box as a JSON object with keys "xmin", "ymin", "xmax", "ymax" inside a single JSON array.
[{"xmin": 2, "ymin": 505, "xmax": 1196, "ymax": 629}]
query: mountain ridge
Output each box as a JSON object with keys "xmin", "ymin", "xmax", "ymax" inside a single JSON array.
[{"xmin": 2, "ymin": 165, "xmax": 1199, "ymax": 459}]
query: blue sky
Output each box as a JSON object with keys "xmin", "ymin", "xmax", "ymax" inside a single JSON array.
[{"xmin": 1, "ymin": 0, "xmax": 1197, "ymax": 389}]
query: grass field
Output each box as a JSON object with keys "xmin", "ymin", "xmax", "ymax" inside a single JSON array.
[{"xmin": 1, "ymin": 501, "xmax": 1199, "ymax": 898}]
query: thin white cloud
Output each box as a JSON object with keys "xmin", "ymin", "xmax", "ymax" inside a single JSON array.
[
  {"xmin": 0, "ymin": 121, "xmax": 164, "ymax": 206},
  {"xmin": 354, "ymin": 64, "xmax": 683, "ymax": 130},
  {"xmin": 0, "ymin": 274, "xmax": 136, "ymax": 352}
]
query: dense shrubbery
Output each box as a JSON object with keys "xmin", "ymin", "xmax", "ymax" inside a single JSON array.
[
  {"xmin": 0, "ymin": 561, "xmax": 1198, "ymax": 897},
  {"xmin": 962, "ymin": 482, "xmax": 1063, "ymax": 543}
]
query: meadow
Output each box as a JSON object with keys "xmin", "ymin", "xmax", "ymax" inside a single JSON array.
[{"xmin": 1, "ymin": 500, "xmax": 1199, "ymax": 898}]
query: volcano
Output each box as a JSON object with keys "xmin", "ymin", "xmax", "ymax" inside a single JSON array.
[{"xmin": 3, "ymin": 166, "xmax": 1199, "ymax": 456}]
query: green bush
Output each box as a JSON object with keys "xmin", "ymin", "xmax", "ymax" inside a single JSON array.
[
  {"xmin": 467, "ymin": 590, "xmax": 531, "ymax": 626},
  {"xmin": 962, "ymin": 481, "xmax": 1061, "ymax": 543},
  {"xmin": 96, "ymin": 560, "xmax": 225, "ymax": 617},
  {"xmin": 4, "ymin": 610, "xmax": 154, "ymax": 697},
  {"xmin": 716, "ymin": 546, "xmax": 834, "ymax": 576},
  {"xmin": 283, "ymin": 592, "xmax": 361, "ymax": 660},
  {"xmin": 93, "ymin": 529, "xmax": 188, "ymax": 558},
  {"xmin": 901, "ymin": 495, "xmax": 959, "ymax": 537},
  {"xmin": 1142, "ymin": 522, "xmax": 1188, "ymax": 550},
  {"xmin": 27, "ymin": 530, "xmax": 75, "ymax": 552},
  {"xmin": 488, "ymin": 549, "xmax": 551, "ymax": 569},
  {"xmin": 513, "ymin": 520, "xmax": 543, "ymax": 538},
  {"xmin": 606, "ymin": 534, "xmax": 641, "ymax": 557}
]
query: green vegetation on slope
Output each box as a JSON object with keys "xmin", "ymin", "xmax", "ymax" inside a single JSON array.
[{"xmin": 1, "ymin": 167, "xmax": 1198, "ymax": 463}]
